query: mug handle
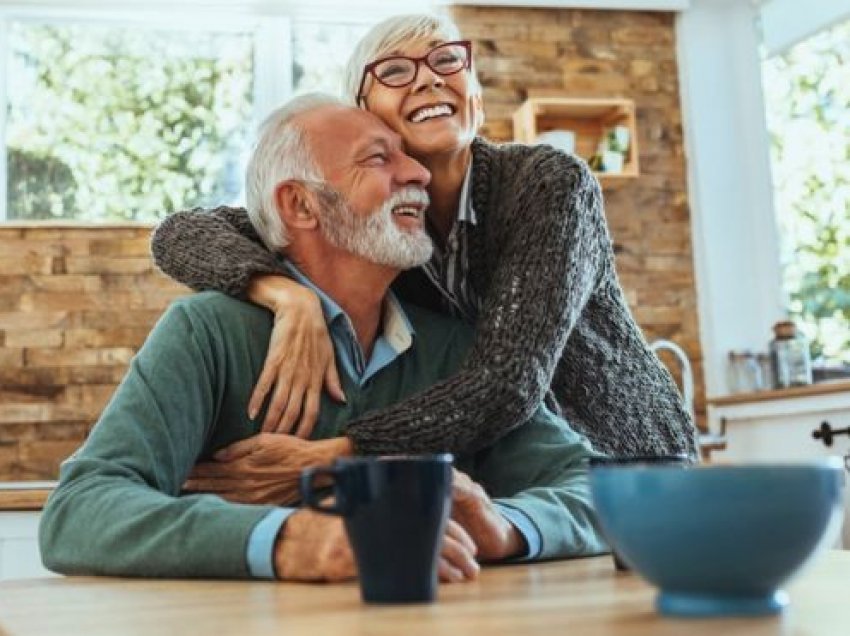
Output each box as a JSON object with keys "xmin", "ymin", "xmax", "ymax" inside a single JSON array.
[{"xmin": 300, "ymin": 466, "xmax": 346, "ymax": 515}]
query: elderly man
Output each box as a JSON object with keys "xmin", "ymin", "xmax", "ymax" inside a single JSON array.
[{"xmin": 39, "ymin": 94, "xmax": 607, "ymax": 583}]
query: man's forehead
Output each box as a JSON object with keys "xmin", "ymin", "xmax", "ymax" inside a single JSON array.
[{"xmin": 302, "ymin": 106, "xmax": 401, "ymax": 155}]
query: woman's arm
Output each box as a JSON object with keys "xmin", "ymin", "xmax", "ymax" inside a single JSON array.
[
  {"xmin": 151, "ymin": 206, "xmax": 283, "ymax": 297},
  {"xmin": 345, "ymin": 151, "xmax": 610, "ymax": 455},
  {"xmin": 151, "ymin": 207, "xmax": 344, "ymax": 434}
]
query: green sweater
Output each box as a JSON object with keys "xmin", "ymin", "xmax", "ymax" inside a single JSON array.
[{"xmin": 39, "ymin": 292, "xmax": 607, "ymax": 579}]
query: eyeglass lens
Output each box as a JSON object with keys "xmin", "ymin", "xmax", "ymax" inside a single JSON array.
[{"xmin": 373, "ymin": 43, "xmax": 468, "ymax": 88}]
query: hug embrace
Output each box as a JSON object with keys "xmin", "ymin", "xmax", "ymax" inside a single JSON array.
[{"xmin": 40, "ymin": 12, "xmax": 697, "ymax": 585}]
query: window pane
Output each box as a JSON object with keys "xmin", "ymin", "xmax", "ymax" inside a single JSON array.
[
  {"xmin": 5, "ymin": 20, "xmax": 253, "ymax": 222},
  {"xmin": 762, "ymin": 18, "xmax": 850, "ymax": 362},
  {"xmin": 292, "ymin": 21, "xmax": 369, "ymax": 97}
]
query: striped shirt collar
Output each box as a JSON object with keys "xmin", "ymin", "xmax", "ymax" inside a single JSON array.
[
  {"xmin": 457, "ymin": 162, "xmax": 478, "ymax": 226},
  {"xmin": 420, "ymin": 163, "xmax": 482, "ymax": 321}
]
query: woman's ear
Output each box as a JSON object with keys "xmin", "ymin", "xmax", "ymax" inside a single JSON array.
[{"xmin": 275, "ymin": 181, "xmax": 320, "ymax": 231}]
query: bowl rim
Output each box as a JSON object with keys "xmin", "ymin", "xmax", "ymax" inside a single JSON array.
[{"xmin": 589, "ymin": 457, "xmax": 845, "ymax": 473}]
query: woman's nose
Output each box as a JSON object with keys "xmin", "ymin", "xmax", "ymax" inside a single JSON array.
[{"xmin": 411, "ymin": 63, "xmax": 445, "ymax": 93}]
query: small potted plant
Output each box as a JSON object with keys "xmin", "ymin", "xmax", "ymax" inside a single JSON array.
[{"xmin": 600, "ymin": 125, "xmax": 630, "ymax": 173}]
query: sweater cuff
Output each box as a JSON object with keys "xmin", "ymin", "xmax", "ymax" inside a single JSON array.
[
  {"xmin": 493, "ymin": 501, "xmax": 542, "ymax": 561},
  {"xmin": 246, "ymin": 507, "xmax": 297, "ymax": 579}
]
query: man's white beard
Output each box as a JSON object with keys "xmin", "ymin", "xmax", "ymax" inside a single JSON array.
[{"xmin": 315, "ymin": 185, "xmax": 434, "ymax": 269}]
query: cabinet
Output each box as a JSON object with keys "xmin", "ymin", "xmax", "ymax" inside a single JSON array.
[
  {"xmin": 0, "ymin": 482, "xmax": 55, "ymax": 580},
  {"xmin": 0, "ymin": 512, "xmax": 52, "ymax": 580},
  {"xmin": 512, "ymin": 97, "xmax": 640, "ymax": 187},
  {"xmin": 707, "ymin": 383, "xmax": 850, "ymax": 547}
]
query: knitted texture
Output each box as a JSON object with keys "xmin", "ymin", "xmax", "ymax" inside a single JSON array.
[{"xmin": 150, "ymin": 137, "xmax": 698, "ymax": 459}]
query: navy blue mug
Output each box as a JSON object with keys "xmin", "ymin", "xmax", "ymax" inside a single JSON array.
[{"xmin": 300, "ymin": 454, "xmax": 453, "ymax": 604}]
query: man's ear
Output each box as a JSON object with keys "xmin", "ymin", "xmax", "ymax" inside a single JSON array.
[{"xmin": 275, "ymin": 181, "xmax": 320, "ymax": 231}]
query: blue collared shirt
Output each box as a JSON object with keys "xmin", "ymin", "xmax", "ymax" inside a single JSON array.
[{"xmin": 246, "ymin": 263, "xmax": 541, "ymax": 578}]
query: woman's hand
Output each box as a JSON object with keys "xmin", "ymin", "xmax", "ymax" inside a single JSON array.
[
  {"xmin": 246, "ymin": 275, "xmax": 346, "ymax": 436},
  {"xmin": 183, "ymin": 434, "xmax": 353, "ymax": 505}
]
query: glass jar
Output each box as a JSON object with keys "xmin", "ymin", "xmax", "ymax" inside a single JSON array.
[
  {"xmin": 770, "ymin": 321, "xmax": 813, "ymax": 388},
  {"xmin": 756, "ymin": 353, "xmax": 774, "ymax": 391},
  {"xmin": 727, "ymin": 350, "xmax": 763, "ymax": 394}
]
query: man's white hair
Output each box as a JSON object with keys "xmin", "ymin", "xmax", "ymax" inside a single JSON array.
[
  {"xmin": 245, "ymin": 92, "xmax": 345, "ymax": 252},
  {"xmin": 342, "ymin": 13, "xmax": 483, "ymax": 108}
]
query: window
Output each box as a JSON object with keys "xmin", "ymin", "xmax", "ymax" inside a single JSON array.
[
  {"xmin": 0, "ymin": 7, "xmax": 376, "ymax": 223},
  {"xmin": 292, "ymin": 20, "xmax": 370, "ymax": 96},
  {"xmin": 762, "ymin": 18, "xmax": 850, "ymax": 362},
  {"xmin": 5, "ymin": 18, "xmax": 254, "ymax": 222}
]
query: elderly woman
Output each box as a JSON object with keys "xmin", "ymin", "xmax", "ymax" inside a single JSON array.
[{"xmin": 152, "ymin": 13, "xmax": 697, "ymax": 462}]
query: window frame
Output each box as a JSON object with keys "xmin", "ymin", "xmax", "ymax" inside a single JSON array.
[{"xmin": 0, "ymin": 5, "xmax": 286, "ymax": 223}]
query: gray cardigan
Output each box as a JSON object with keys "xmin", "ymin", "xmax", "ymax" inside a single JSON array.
[{"xmin": 151, "ymin": 137, "xmax": 698, "ymax": 459}]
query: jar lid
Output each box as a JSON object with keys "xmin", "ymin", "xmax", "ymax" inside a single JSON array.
[{"xmin": 773, "ymin": 320, "xmax": 797, "ymax": 339}]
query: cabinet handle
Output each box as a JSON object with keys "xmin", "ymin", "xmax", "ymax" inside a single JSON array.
[{"xmin": 812, "ymin": 421, "xmax": 850, "ymax": 447}]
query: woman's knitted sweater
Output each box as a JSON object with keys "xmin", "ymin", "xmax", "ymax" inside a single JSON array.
[{"xmin": 151, "ymin": 137, "xmax": 698, "ymax": 459}]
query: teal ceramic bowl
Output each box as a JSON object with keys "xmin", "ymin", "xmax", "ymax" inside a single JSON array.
[{"xmin": 589, "ymin": 461, "xmax": 844, "ymax": 617}]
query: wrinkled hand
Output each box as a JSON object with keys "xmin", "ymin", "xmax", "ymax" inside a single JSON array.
[
  {"xmin": 274, "ymin": 511, "xmax": 479, "ymax": 583},
  {"xmin": 246, "ymin": 277, "xmax": 345, "ymax": 437},
  {"xmin": 450, "ymin": 468, "xmax": 525, "ymax": 561},
  {"xmin": 275, "ymin": 509, "xmax": 356, "ymax": 582},
  {"xmin": 184, "ymin": 434, "xmax": 352, "ymax": 505},
  {"xmin": 440, "ymin": 519, "xmax": 480, "ymax": 583}
]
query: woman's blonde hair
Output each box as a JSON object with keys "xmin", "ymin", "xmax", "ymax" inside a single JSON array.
[{"xmin": 342, "ymin": 13, "xmax": 483, "ymax": 108}]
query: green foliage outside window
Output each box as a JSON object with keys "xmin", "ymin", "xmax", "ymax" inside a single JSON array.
[
  {"xmin": 763, "ymin": 19, "xmax": 850, "ymax": 362},
  {"xmin": 6, "ymin": 22, "xmax": 253, "ymax": 222}
]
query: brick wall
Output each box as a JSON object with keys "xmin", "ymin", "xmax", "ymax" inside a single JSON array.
[
  {"xmin": 0, "ymin": 7, "xmax": 703, "ymax": 480},
  {"xmin": 0, "ymin": 226, "xmax": 186, "ymax": 480}
]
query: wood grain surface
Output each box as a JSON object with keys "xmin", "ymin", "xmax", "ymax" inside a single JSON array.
[{"xmin": 0, "ymin": 552, "xmax": 847, "ymax": 636}]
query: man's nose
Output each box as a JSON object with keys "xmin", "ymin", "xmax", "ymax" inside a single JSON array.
[{"xmin": 396, "ymin": 152, "xmax": 431, "ymax": 188}]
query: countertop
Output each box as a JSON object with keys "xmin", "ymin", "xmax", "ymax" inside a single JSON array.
[
  {"xmin": 0, "ymin": 552, "xmax": 848, "ymax": 635},
  {"xmin": 0, "ymin": 482, "xmax": 56, "ymax": 512},
  {"xmin": 708, "ymin": 379, "xmax": 850, "ymax": 407}
]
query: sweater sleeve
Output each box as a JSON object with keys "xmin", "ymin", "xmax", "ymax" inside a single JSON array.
[
  {"xmin": 473, "ymin": 407, "xmax": 609, "ymax": 561},
  {"xmin": 150, "ymin": 206, "xmax": 286, "ymax": 297},
  {"xmin": 38, "ymin": 303, "xmax": 275, "ymax": 579},
  {"xmin": 346, "ymin": 152, "xmax": 607, "ymax": 454}
]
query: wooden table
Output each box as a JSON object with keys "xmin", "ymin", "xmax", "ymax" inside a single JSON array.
[{"xmin": 0, "ymin": 552, "xmax": 847, "ymax": 636}]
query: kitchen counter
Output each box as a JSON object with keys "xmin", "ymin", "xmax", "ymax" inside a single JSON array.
[
  {"xmin": 708, "ymin": 379, "xmax": 850, "ymax": 407},
  {"xmin": 0, "ymin": 552, "xmax": 848, "ymax": 635},
  {"xmin": 0, "ymin": 482, "xmax": 56, "ymax": 511},
  {"xmin": 707, "ymin": 381, "xmax": 850, "ymax": 547}
]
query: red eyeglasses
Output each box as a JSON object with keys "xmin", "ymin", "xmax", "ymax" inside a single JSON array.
[{"xmin": 357, "ymin": 40, "xmax": 472, "ymax": 106}]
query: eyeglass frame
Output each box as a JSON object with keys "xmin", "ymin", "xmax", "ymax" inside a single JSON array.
[{"xmin": 356, "ymin": 40, "xmax": 473, "ymax": 107}]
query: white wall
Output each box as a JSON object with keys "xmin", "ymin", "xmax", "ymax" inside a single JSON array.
[
  {"xmin": 759, "ymin": 0, "xmax": 850, "ymax": 56},
  {"xmin": 677, "ymin": 0, "xmax": 785, "ymax": 398}
]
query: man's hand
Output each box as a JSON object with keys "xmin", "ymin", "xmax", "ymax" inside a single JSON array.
[
  {"xmin": 183, "ymin": 434, "xmax": 352, "ymax": 505},
  {"xmin": 275, "ymin": 509, "xmax": 356, "ymax": 581},
  {"xmin": 440, "ymin": 519, "xmax": 480, "ymax": 582},
  {"xmin": 274, "ymin": 511, "xmax": 480, "ymax": 583},
  {"xmin": 451, "ymin": 468, "xmax": 526, "ymax": 561}
]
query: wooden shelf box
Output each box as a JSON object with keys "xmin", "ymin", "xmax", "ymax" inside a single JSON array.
[{"xmin": 512, "ymin": 97, "xmax": 640, "ymax": 186}]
